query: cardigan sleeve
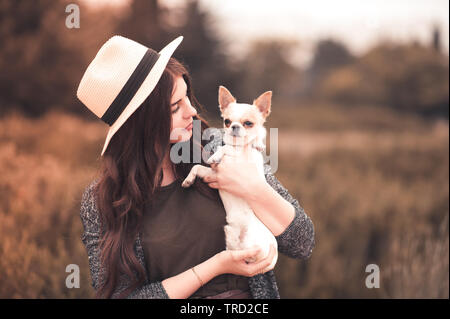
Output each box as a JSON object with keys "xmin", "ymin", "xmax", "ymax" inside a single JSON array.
[
  {"xmin": 263, "ymin": 164, "xmax": 315, "ymax": 260},
  {"xmin": 79, "ymin": 182, "xmax": 170, "ymax": 299},
  {"xmin": 208, "ymin": 130, "xmax": 315, "ymax": 259}
]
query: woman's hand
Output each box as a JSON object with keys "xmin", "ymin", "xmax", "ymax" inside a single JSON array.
[
  {"xmin": 215, "ymin": 245, "xmax": 277, "ymax": 277},
  {"xmin": 203, "ymin": 151, "xmax": 267, "ymax": 200}
]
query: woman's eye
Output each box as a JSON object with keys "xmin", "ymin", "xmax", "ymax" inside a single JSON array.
[
  {"xmin": 172, "ymin": 105, "xmax": 180, "ymax": 113},
  {"xmin": 171, "ymin": 94, "xmax": 190, "ymax": 114}
]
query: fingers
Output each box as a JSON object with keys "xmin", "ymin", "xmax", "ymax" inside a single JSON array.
[
  {"xmin": 235, "ymin": 247, "xmax": 261, "ymax": 261},
  {"xmin": 202, "ymin": 174, "xmax": 217, "ymax": 183},
  {"xmin": 203, "ymin": 173, "xmax": 219, "ymax": 189},
  {"xmin": 245, "ymin": 245, "xmax": 277, "ymax": 276}
]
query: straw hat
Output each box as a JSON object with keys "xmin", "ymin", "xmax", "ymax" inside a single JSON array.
[{"xmin": 76, "ymin": 35, "xmax": 183, "ymax": 156}]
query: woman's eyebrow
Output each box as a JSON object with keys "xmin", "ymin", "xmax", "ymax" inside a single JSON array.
[{"xmin": 171, "ymin": 89, "xmax": 188, "ymax": 106}]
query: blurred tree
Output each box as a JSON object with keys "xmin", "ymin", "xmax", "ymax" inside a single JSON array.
[
  {"xmin": 432, "ymin": 25, "xmax": 441, "ymax": 53},
  {"xmin": 319, "ymin": 42, "xmax": 449, "ymax": 118},
  {"xmin": 169, "ymin": 0, "xmax": 232, "ymax": 119},
  {"xmin": 232, "ymin": 39, "xmax": 301, "ymax": 104},
  {"xmin": 0, "ymin": 0, "xmax": 119, "ymax": 118},
  {"xmin": 304, "ymin": 39, "xmax": 355, "ymax": 97},
  {"xmin": 115, "ymin": 0, "xmax": 232, "ymax": 119},
  {"xmin": 0, "ymin": 0, "xmax": 73, "ymax": 117},
  {"xmin": 115, "ymin": 0, "xmax": 171, "ymax": 52}
]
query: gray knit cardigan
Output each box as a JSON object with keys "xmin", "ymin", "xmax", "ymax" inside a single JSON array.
[{"xmin": 79, "ymin": 133, "xmax": 315, "ymax": 299}]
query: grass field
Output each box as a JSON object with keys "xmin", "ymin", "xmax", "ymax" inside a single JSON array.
[{"xmin": 0, "ymin": 104, "xmax": 448, "ymax": 298}]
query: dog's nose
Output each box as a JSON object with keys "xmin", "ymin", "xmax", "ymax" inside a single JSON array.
[{"xmin": 230, "ymin": 124, "xmax": 241, "ymax": 137}]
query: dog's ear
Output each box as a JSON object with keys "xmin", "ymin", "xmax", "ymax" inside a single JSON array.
[
  {"xmin": 218, "ymin": 86, "xmax": 236, "ymax": 111},
  {"xmin": 253, "ymin": 91, "xmax": 272, "ymax": 118}
]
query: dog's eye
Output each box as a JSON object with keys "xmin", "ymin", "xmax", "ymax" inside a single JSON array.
[
  {"xmin": 244, "ymin": 121, "xmax": 253, "ymax": 127},
  {"xmin": 224, "ymin": 119, "xmax": 231, "ymax": 127}
]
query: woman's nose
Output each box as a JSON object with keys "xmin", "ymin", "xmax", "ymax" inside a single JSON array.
[
  {"xmin": 184, "ymin": 100, "xmax": 197, "ymax": 117},
  {"xmin": 190, "ymin": 105, "xmax": 197, "ymax": 117}
]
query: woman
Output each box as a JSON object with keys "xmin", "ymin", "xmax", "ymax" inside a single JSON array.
[{"xmin": 78, "ymin": 35, "xmax": 315, "ymax": 299}]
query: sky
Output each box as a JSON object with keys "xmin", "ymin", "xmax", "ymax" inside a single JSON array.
[{"xmin": 84, "ymin": 0, "xmax": 450, "ymax": 67}]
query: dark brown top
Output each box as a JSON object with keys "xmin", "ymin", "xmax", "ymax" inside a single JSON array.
[{"xmin": 141, "ymin": 177, "xmax": 250, "ymax": 298}]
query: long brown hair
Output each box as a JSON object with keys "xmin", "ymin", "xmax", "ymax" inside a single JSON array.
[{"xmin": 93, "ymin": 57, "xmax": 219, "ymax": 299}]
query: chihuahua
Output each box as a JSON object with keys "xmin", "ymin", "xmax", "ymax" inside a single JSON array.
[{"xmin": 181, "ymin": 86, "xmax": 278, "ymax": 268}]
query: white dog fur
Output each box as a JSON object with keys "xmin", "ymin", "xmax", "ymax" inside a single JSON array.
[{"xmin": 181, "ymin": 86, "xmax": 278, "ymax": 270}]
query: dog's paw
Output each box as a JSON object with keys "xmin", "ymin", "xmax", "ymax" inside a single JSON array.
[
  {"xmin": 253, "ymin": 141, "xmax": 266, "ymax": 152},
  {"xmin": 206, "ymin": 156, "xmax": 221, "ymax": 165},
  {"xmin": 181, "ymin": 177, "xmax": 195, "ymax": 188},
  {"xmin": 255, "ymin": 145, "xmax": 266, "ymax": 152}
]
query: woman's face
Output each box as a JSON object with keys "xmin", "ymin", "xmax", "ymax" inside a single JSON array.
[{"xmin": 169, "ymin": 76, "xmax": 197, "ymax": 143}]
